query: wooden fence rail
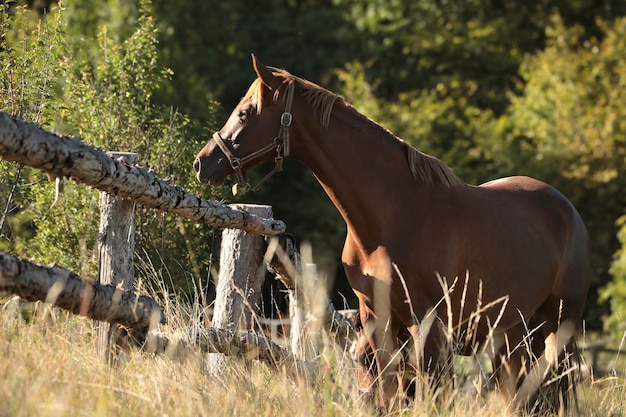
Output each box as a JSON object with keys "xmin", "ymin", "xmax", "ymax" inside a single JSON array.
[
  {"xmin": 0, "ymin": 250, "xmax": 164, "ymax": 332},
  {"xmin": 580, "ymin": 343, "xmax": 626, "ymax": 378},
  {"xmin": 0, "ymin": 111, "xmax": 285, "ymax": 236}
]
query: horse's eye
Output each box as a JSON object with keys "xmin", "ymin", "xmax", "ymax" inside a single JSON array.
[{"xmin": 238, "ymin": 110, "xmax": 248, "ymax": 123}]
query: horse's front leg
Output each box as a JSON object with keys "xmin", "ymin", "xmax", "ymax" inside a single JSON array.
[
  {"xmin": 353, "ymin": 312, "xmax": 376, "ymax": 400},
  {"xmin": 354, "ymin": 309, "xmax": 402, "ymax": 410},
  {"xmin": 343, "ymin": 244, "xmax": 403, "ymax": 408}
]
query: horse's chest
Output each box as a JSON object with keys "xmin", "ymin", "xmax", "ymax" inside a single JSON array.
[{"xmin": 343, "ymin": 245, "xmax": 404, "ymax": 304}]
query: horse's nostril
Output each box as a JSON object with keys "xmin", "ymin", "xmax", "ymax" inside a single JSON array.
[{"xmin": 193, "ymin": 157, "xmax": 200, "ymax": 173}]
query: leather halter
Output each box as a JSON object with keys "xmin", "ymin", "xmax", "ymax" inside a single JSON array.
[{"xmin": 212, "ymin": 82, "xmax": 295, "ymax": 195}]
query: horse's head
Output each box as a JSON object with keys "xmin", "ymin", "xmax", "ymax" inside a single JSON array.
[{"xmin": 194, "ymin": 54, "xmax": 295, "ymax": 194}]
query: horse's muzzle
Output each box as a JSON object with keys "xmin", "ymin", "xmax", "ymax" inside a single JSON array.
[{"xmin": 194, "ymin": 156, "xmax": 228, "ymax": 186}]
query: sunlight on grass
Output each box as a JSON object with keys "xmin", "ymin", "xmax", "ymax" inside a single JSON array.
[{"xmin": 1, "ymin": 290, "xmax": 625, "ymax": 417}]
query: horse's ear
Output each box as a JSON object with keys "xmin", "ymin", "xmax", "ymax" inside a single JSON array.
[{"xmin": 252, "ymin": 53, "xmax": 280, "ymax": 90}]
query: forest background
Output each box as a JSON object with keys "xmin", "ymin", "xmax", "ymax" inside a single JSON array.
[{"xmin": 1, "ymin": 0, "xmax": 626, "ymax": 339}]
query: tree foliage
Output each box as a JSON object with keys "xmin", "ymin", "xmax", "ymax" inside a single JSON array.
[
  {"xmin": 1, "ymin": 3, "xmax": 69, "ymax": 260},
  {"xmin": 502, "ymin": 16, "xmax": 626, "ymax": 333},
  {"xmin": 603, "ymin": 215, "xmax": 626, "ymax": 336}
]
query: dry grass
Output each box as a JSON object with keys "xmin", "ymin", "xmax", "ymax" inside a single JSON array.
[
  {"xmin": 1, "ymin": 254, "xmax": 625, "ymax": 417},
  {"xmin": 1, "ymin": 296, "xmax": 625, "ymax": 417}
]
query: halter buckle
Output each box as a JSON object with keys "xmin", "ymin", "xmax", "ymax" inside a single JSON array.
[
  {"xmin": 280, "ymin": 112, "xmax": 293, "ymax": 127},
  {"xmin": 230, "ymin": 158, "xmax": 242, "ymax": 170}
]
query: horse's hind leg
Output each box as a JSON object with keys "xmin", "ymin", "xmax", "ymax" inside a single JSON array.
[
  {"xmin": 404, "ymin": 321, "xmax": 452, "ymax": 401},
  {"xmin": 524, "ymin": 297, "xmax": 581, "ymax": 414},
  {"xmin": 490, "ymin": 322, "xmax": 533, "ymax": 408}
]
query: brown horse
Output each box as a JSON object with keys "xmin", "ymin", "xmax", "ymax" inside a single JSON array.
[{"xmin": 194, "ymin": 55, "xmax": 590, "ymax": 412}]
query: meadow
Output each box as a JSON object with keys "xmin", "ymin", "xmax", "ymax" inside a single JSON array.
[{"xmin": 1, "ymin": 286, "xmax": 625, "ymax": 417}]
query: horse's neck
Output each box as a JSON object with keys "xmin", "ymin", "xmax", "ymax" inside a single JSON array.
[{"xmin": 294, "ymin": 107, "xmax": 426, "ymax": 248}]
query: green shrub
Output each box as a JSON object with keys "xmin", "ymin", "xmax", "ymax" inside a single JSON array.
[{"xmin": 0, "ymin": 1, "xmax": 221, "ymax": 295}]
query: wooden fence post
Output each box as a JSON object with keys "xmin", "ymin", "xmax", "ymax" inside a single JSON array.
[
  {"xmin": 266, "ymin": 235, "xmax": 357, "ymax": 359},
  {"xmin": 207, "ymin": 204, "xmax": 273, "ymax": 375},
  {"xmin": 96, "ymin": 152, "xmax": 137, "ymax": 363},
  {"xmin": 289, "ymin": 262, "xmax": 322, "ymax": 360}
]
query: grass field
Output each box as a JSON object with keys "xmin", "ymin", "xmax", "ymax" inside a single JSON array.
[{"xmin": 1, "ymin": 293, "xmax": 625, "ymax": 417}]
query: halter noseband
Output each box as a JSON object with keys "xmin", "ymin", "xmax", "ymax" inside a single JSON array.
[{"xmin": 212, "ymin": 82, "xmax": 295, "ymax": 195}]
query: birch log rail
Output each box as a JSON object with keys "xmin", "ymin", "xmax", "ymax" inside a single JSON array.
[
  {"xmin": 0, "ymin": 111, "xmax": 285, "ymax": 236},
  {"xmin": 134, "ymin": 328, "xmax": 318, "ymax": 380},
  {"xmin": 0, "ymin": 250, "xmax": 164, "ymax": 332}
]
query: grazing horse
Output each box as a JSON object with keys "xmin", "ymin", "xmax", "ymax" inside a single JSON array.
[{"xmin": 194, "ymin": 55, "xmax": 590, "ymax": 412}]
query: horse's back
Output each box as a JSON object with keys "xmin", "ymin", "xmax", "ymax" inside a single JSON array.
[
  {"xmin": 480, "ymin": 176, "xmax": 590, "ymax": 315},
  {"xmin": 480, "ymin": 176, "xmax": 586, "ymax": 240},
  {"xmin": 481, "ymin": 176, "xmax": 582, "ymax": 226}
]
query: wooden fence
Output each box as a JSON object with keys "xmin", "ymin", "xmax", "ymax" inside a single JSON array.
[
  {"xmin": 0, "ymin": 111, "xmax": 355, "ymax": 377},
  {"xmin": 580, "ymin": 343, "xmax": 626, "ymax": 378}
]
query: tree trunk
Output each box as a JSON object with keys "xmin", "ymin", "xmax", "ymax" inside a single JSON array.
[
  {"xmin": 96, "ymin": 152, "xmax": 137, "ymax": 363},
  {"xmin": 207, "ymin": 204, "xmax": 272, "ymax": 375},
  {"xmin": 0, "ymin": 250, "xmax": 164, "ymax": 331},
  {"xmin": 0, "ymin": 111, "xmax": 285, "ymax": 236}
]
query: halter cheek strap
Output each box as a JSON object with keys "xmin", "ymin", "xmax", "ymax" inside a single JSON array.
[{"xmin": 213, "ymin": 82, "xmax": 294, "ymax": 195}]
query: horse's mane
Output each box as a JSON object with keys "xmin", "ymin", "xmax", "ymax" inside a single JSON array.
[{"xmin": 245, "ymin": 69, "xmax": 463, "ymax": 188}]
